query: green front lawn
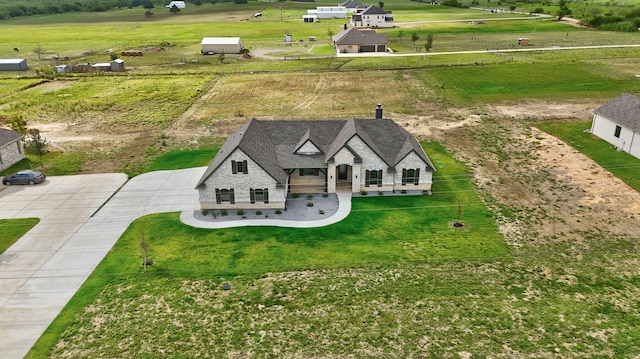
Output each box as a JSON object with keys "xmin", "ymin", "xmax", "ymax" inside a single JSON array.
[
  {"xmin": 29, "ymin": 141, "xmax": 509, "ymax": 357},
  {"xmin": 0, "ymin": 218, "xmax": 39, "ymax": 254}
]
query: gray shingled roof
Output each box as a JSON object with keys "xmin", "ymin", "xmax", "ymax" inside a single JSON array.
[
  {"xmin": 360, "ymin": 5, "xmax": 389, "ymax": 15},
  {"xmin": 594, "ymin": 93, "xmax": 640, "ymax": 132},
  {"xmin": 0, "ymin": 128, "xmax": 22, "ymax": 147},
  {"xmin": 332, "ymin": 27, "xmax": 387, "ymax": 46},
  {"xmin": 196, "ymin": 119, "xmax": 435, "ymax": 188},
  {"xmin": 340, "ymin": 0, "xmax": 365, "ymax": 8}
]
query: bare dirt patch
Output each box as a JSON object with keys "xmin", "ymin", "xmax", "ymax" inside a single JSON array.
[{"xmin": 428, "ymin": 102, "xmax": 640, "ymax": 247}]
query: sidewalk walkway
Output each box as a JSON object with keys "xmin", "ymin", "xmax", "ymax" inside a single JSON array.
[{"xmin": 180, "ymin": 191, "xmax": 352, "ymax": 229}]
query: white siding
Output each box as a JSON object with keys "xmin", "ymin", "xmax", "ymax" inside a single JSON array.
[
  {"xmin": 591, "ymin": 114, "xmax": 640, "ymax": 159},
  {"xmin": 199, "ymin": 148, "xmax": 285, "ymax": 209}
]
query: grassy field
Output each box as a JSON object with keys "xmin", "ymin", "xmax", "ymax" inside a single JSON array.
[
  {"xmin": 0, "ymin": 218, "xmax": 39, "ymax": 254},
  {"xmin": 29, "ymin": 142, "xmax": 512, "ymax": 358},
  {"xmin": 1, "ymin": 2, "xmax": 639, "ymax": 357},
  {"xmin": 537, "ymin": 119, "xmax": 640, "ymax": 192}
]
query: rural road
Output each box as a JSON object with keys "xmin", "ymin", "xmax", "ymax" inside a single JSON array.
[{"xmin": 336, "ymin": 44, "xmax": 640, "ymax": 57}]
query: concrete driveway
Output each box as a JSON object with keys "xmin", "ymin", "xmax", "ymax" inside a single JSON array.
[{"xmin": 0, "ymin": 167, "xmax": 205, "ymax": 359}]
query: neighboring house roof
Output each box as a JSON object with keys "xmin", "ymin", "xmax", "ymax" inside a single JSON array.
[
  {"xmin": 0, "ymin": 128, "xmax": 22, "ymax": 147},
  {"xmin": 196, "ymin": 119, "xmax": 435, "ymax": 188},
  {"xmin": 360, "ymin": 5, "xmax": 390, "ymax": 15},
  {"xmin": 332, "ymin": 27, "xmax": 387, "ymax": 46},
  {"xmin": 201, "ymin": 37, "xmax": 242, "ymax": 45},
  {"xmin": 594, "ymin": 93, "xmax": 640, "ymax": 132},
  {"xmin": 0, "ymin": 59, "xmax": 26, "ymax": 64},
  {"xmin": 340, "ymin": 0, "xmax": 365, "ymax": 8}
]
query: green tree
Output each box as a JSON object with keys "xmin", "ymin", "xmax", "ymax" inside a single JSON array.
[
  {"xmin": 6, "ymin": 115, "xmax": 28, "ymax": 136},
  {"xmin": 424, "ymin": 33, "xmax": 434, "ymax": 52},
  {"xmin": 378, "ymin": 1, "xmax": 384, "ymax": 8},
  {"xmin": 194, "ymin": 0, "xmax": 203, "ymax": 5},
  {"xmin": 398, "ymin": 30, "xmax": 404, "ymax": 43},
  {"xmin": 169, "ymin": 4, "xmax": 180, "ymax": 14},
  {"xmin": 144, "ymin": 9, "xmax": 153, "ymax": 17},
  {"xmin": 410, "ymin": 32, "xmax": 420, "ymax": 47},
  {"xmin": 556, "ymin": 0, "xmax": 570, "ymax": 20},
  {"xmin": 33, "ymin": 45, "xmax": 44, "ymax": 59},
  {"xmin": 218, "ymin": 51, "xmax": 225, "ymax": 64},
  {"xmin": 25, "ymin": 128, "xmax": 48, "ymax": 167},
  {"xmin": 327, "ymin": 28, "xmax": 334, "ymax": 39},
  {"xmin": 143, "ymin": 0, "xmax": 154, "ymax": 9}
]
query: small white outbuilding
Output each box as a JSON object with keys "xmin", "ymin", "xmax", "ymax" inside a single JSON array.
[{"xmin": 201, "ymin": 37, "xmax": 244, "ymax": 55}]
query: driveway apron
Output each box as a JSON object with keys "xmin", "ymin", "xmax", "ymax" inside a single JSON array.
[{"xmin": 0, "ymin": 168, "xmax": 204, "ymax": 359}]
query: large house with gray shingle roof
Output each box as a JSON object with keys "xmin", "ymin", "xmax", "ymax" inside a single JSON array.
[
  {"xmin": 591, "ymin": 93, "xmax": 640, "ymax": 160},
  {"xmin": 0, "ymin": 128, "xmax": 24, "ymax": 172},
  {"xmin": 332, "ymin": 26, "xmax": 387, "ymax": 53},
  {"xmin": 195, "ymin": 108, "xmax": 435, "ymax": 210}
]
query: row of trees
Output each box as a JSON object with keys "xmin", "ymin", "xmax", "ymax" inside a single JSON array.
[{"xmin": 0, "ymin": 0, "xmax": 242, "ymax": 19}]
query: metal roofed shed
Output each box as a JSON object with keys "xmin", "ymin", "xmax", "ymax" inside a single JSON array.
[
  {"xmin": 0, "ymin": 59, "xmax": 27, "ymax": 71},
  {"xmin": 201, "ymin": 37, "xmax": 244, "ymax": 55}
]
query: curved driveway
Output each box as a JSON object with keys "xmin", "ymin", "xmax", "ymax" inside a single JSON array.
[
  {"xmin": 0, "ymin": 168, "xmax": 205, "ymax": 359},
  {"xmin": 1, "ymin": 167, "xmax": 354, "ymax": 358}
]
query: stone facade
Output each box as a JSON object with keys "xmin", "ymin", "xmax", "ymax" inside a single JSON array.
[
  {"xmin": 196, "ymin": 118, "xmax": 435, "ymax": 210},
  {"xmin": 394, "ymin": 151, "xmax": 434, "ymax": 191},
  {"xmin": 0, "ymin": 138, "xmax": 24, "ymax": 172},
  {"xmin": 198, "ymin": 148, "xmax": 286, "ymax": 210}
]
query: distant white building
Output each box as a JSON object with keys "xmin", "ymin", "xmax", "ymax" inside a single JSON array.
[
  {"xmin": 304, "ymin": 6, "xmax": 348, "ymax": 21},
  {"xmin": 0, "ymin": 59, "xmax": 28, "ymax": 71},
  {"xmin": 201, "ymin": 37, "xmax": 244, "ymax": 54},
  {"xmin": 166, "ymin": 1, "xmax": 186, "ymax": 8}
]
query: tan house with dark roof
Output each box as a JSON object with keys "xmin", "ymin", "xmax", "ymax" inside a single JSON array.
[
  {"xmin": 332, "ymin": 26, "xmax": 387, "ymax": 53},
  {"xmin": 0, "ymin": 128, "xmax": 25, "ymax": 171},
  {"xmin": 591, "ymin": 93, "xmax": 640, "ymax": 159},
  {"xmin": 195, "ymin": 107, "xmax": 435, "ymax": 210}
]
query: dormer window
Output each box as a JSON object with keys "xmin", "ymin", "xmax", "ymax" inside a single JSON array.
[{"xmin": 231, "ymin": 160, "xmax": 248, "ymax": 174}]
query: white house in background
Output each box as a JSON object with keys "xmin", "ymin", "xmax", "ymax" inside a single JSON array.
[
  {"xmin": 201, "ymin": 37, "xmax": 244, "ymax": 55},
  {"xmin": 304, "ymin": 6, "xmax": 348, "ymax": 21},
  {"xmin": 195, "ymin": 106, "xmax": 436, "ymax": 210},
  {"xmin": 591, "ymin": 93, "xmax": 640, "ymax": 160},
  {"xmin": 341, "ymin": 0, "xmax": 367, "ymax": 13},
  {"xmin": 165, "ymin": 1, "xmax": 185, "ymax": 8},
  {"xmin": 351, "ymin": 5, "xmax": 394, "ymax": 28},
  {"xmin": 0, "ymin": 128, "xmax": 25, "ymax": 171}
]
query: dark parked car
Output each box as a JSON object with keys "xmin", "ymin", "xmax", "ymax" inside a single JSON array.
[{"xmin": 2, "ymin": 170, "xmax": 46, "ymax": 185}]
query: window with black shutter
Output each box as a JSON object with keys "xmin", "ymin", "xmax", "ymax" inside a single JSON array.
[{"xmin": 232, "ymin": 160, "xmax": 248, "ymax": 174}]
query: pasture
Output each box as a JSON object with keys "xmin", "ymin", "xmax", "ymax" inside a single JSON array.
[{"xmin": 1, "ymin": 1, "xmax": 640, "ymax": 357}]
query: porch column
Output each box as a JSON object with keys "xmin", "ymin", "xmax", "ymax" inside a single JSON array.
[
  {"xmin": 327, "ymin": 165, "xmax": 336, "ymax": 193},
  {"xmin": 351, "ymin": 163, "xmax": 361, "ymax": 192}
]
